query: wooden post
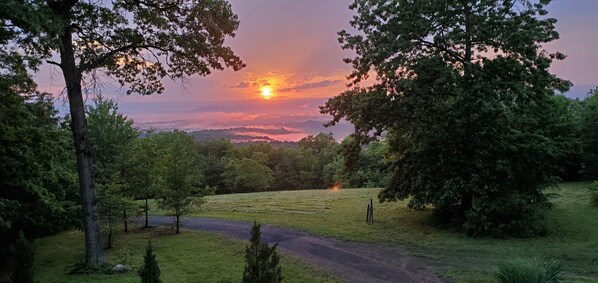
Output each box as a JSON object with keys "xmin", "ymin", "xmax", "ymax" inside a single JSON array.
[
  {"xmin": 370, "ymin": 198, "xmax": 374, "ymax": 224},
  {"xmin": 366, "ymin": 199, "xmax": 375, "ymax": 225}
]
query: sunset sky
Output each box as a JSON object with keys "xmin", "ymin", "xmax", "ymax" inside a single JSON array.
[{"xmin": 34, "ymin": 0, "xmax": 598, "ymax": 142}]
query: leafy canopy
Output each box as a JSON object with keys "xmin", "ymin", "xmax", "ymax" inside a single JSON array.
[
  {"xmin": 322, "ymin": 0, "xmax": 570, "ymax": 236},
  {"xmin": 3, "ymin": 0, "xmax": 245, "ymax": 94}
]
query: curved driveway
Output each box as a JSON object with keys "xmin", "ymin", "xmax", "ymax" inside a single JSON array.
[{"xmin": 147, "ymin": 216, "xmax": 450, "ymax": 283}]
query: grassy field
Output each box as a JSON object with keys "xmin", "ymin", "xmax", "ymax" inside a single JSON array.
[
  {"xmin": 150, "ymin": 182, "xmax": 598, "ymax": 282},
  {"xmin": 34, "ymin": 228, "xmax": 338, "ymax": 283}
]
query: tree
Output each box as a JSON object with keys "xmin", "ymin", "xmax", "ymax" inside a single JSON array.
[
  {"xmin": 87, "ymin": 97, "xmax": 138, "ymax": 186},
  {"xmin": 346, "ymin": 140, "xmax": 389, "ymax": 188},
  {"xmin": 139, "ymin": 241, "xmax": 161, "ymax": 283},
  {"xmin": 3, "ymin": 0, "xmax": 244, "ymax": 266},
  {"xmin": 154, "ymin": 131, "xmax": 210, "ymax": 234},
  {"xmin": 272, "ymin": 149, "xmax": 318, "ymax": 190},
  {"xmin": 96, "ymin": 174, "xmax": 136, "ymax": 248},
  {"xmin": 87, "ymin": 97, "xmax": 138, "ymax": 241},
  {"xmin": 322, "ymin": 0, "xmax": 570, "ymax": 236},
  {"xmin": 223, "ymin": 158, "xmax": 274, "ymax": 193},
  {"xmin": 197, "ymin": 139, "xmax": 235, "ymax": 194},
  {"xmin": 298, "ymin": 133, "xmax": 341, "ymax": 188},
  {"xmin": 0, "ymin": 86, "xmax": 79, "ymax": 268},
  {"xmin": 125, "ymin": 135, "xmax": 162, "ymax": 228},
  {"xmin": 582, "ymin": 88, "xmax": 598, "ymax": 179},
  {"xmin": 242, "ymin": 222, "xmax": 282, "ymax": 283},
  {"xmin": 546, "ymin": 95, "xmax": 583, "ymax": 181}
]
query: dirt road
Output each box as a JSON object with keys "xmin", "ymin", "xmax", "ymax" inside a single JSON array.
[{"xmin": 146, "ymin": 216, "xmax": 450, "ymax": 283}]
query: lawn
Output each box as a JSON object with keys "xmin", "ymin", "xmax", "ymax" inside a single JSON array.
[
  {"xmin": 34, "ymin": 228, "xmax": 338, "ymax": 283},
  {"xmin": 149, "ymin": 182, "xmax": 598, "ymax": 282}
]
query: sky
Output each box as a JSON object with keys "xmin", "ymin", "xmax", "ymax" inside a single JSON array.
[{"xmin": 34, "ymin": 0, "xmax": 598, "ymax": 142}]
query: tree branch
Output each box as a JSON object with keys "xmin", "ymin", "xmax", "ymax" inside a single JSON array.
[
  {"xmin": 79, "ymin": 43, "xmax": 174, "ymax": 72},
  {"xmin": 417, "ymin": 39, "xmax": 466, "ymax": 63},
  {"xmin": 46, "ymin": 60, "xmax": 62, "ymax": 67},
  {"xmin": 78, "ymin": 44, "xmax": 137, "ymax": 72}
]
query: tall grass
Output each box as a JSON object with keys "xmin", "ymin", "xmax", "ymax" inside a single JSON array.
[{"xmin": 495, "ymin": 257, "xmax": 562, "ymax": 283}]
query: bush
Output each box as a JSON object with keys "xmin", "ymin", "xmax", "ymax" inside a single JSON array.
[
  {"xmin": 589, "ymin": 182, "xmax": 598, "ymax": 207},
  {"xmin": 590, "ymin": 192, "xmax": 598, "ymax": 208},
  {"xmin": 463, "ymin": 194, "xmax": 549, "ymax": 238},
  {"xmin": 242, "ymin": 222, "xmax": 282, "ymax": 283},
  {"xmin": 139, "ymin": 241, "xmax": 161, "ymax": 283},
  {"xmin": 496, "ymin": 257, "xmax": 562, "ymax": 283},
  {"xmin": 10, "ymin": 231, "xmax": 35, "ymax": 283}
]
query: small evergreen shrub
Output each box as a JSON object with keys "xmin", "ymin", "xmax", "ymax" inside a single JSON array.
[
  {"xmin": 139, "ymin": 241, "xmax": 161, "ymax": 283},
  {"xmin": 242, "ymin": 222, "xmax": 282, "ymax": 283},
  {"xmin": 10, "ymin": 231, "xmax": 35, "ymax": 283},
  {"xmin": 496, "ymin": 257, "xmax": 562, "ymax": 283}
]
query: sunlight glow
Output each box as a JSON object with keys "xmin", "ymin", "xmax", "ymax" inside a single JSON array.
[
  {"xmin": 260, "ymin": 87, "xmax": 273, "ymax": 99},
  {"xmin": 330, "ymin": 183, "xmax": 341, "ymax": 192}
]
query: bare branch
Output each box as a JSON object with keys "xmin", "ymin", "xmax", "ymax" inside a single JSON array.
[
  {"xmin": 417, "ymin": 39, "xmax": 466, "ymax": 63},
  {"xmin": 46, "ymin": 60, "xmax": 61, "ymax": 67},
  {"xmin": 78, "ymin": 43, "xmax": 138, "ymax": 72},
  {"xmin": 79, "ymin": 43, "xmax": 174, "ymax": 73}
]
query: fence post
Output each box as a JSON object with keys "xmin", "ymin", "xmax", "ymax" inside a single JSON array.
[{"xmin": 370, "ymin": 198, "xmax": 374, "ymax": 224}]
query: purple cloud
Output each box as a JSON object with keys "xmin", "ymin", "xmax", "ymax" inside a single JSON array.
[
  {"xmin": 230, "ymin": 81, "xmax": 251, "ymax": 88},
  {"xmin": 280, "ymin": 80, "xmax": 342, "ymax": 93}
]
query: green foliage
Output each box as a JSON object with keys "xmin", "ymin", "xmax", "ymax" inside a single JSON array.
[
  {"xmin": 346, "ymin": 140, "xmax": 389, "ymax": 188},
  {"xmin": 0, "ymin": 68, "xmax": 78, "ymax": 267},
  {"xmin": 582, "ymin": 88, "xmax": 598, "ymax": 179},
  {"xmin": 272, "ymin": 148, "xmax": 318, "ymax": 191},
  {"xmin": 590, "ymin": 192, "xmax": 598, "ymax": 208},
  {"xmin": 152, "ymin": 183, "xmax": 598, "ymax": 282},
  {"xmin": 243, "ymin": 222, "xmax": 282, "ymax": 283},
  {"xmin": 139, "ymin": 242, "xmax": 161, "ymax": 283},
  {"xmin": 3, "ymin": 0, "xmax": 245, "ymax": 267},
  {"xmin": 87, "ymin": 96, "xmax": 138, "ymax": 185},
  {"xmin": 198, "ymin": 139, "xmax": 236, "ymax": 194},
  {"xmin": 540, "ymin": 95, "xmax": 584, "ymax": 182},
  {"xmin": 35, "ymin": 229, "xmax": 336, "ymax": 283},
  {"xmin": 154, "ymin": 131, "xmax": 210, "ymax": 233},
  {"xmin": 87, "ymin": 97, "xmax": 138, "ymax": 246},
  {"xmin": 589, "ymin": 182, "xmax": 598, "ymax": 207},
  {"xmin": 96, "ymin": 173, "xmax": 136, "ymax": 248},
  {"xmin": 4, "ymin": 0, "xmax": 245, "ymax": 95},
  {"xmin": 496, "ymin": 257, "xmax": 562, "ymax": 283},
  {"xmin": 10, "ymin": 231, "xmax": 35, "ymax": 283},
  {"xmin": 116, "ymin": 247, "xmax": 133, "ymax": 267},
  {"xmin": 124, "ymin": 135, "xmax": 162, "ymax": 227},
  {"xmin": 223, "ymin": 158, "xmax": 274, "ymax": 193},
  {"xmin": 322, "ymin": 0, "xmax": 571, "ymax": 237}
]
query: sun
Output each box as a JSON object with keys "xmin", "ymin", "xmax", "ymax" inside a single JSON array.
[{"xmin": 260, "ymin": 87, "xmax": 273, "ymax": 100}]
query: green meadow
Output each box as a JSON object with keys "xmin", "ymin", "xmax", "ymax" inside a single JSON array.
[
  {"xmin": 146, "ymin": 182, "xmax": 598, "ymax": 282},
  {"xmin": 34, "ymin": 182, "xmax": 598, "ymax": 282},
  {"xmin": 35, "ymin": 229, "xmax": 337, "ymax": 283}
]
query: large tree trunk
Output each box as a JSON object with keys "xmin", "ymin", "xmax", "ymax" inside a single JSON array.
[{"xmin": 60, "ymin": 31, "xmax": 106, "ymax": 267}]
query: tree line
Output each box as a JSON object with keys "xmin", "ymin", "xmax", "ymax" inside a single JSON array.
[{"xmin": 86, "ymin": 97, "xmax": 391, "ymax": 245}]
